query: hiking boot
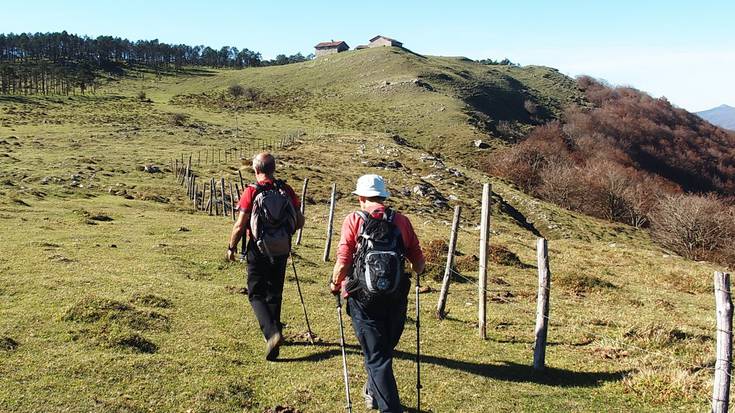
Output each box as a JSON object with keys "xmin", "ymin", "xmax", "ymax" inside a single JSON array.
[
  {"xmin": 363, "ymin": 382, "xmax": 378, "ymax": 410},
  {"xmin": 265, "ymin": 331, "xmax": 283, "ymax": 361}
]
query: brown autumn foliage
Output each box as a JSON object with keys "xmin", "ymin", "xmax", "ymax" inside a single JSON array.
[
  {"xmin": 485, "ymin": 76, "xmax": 735, "ymax": 264},
  {"xmin": 650, "ymin": 194, "xmax": 735, "ymax": 261},
  {"xmin": 571, "ymin": 76, "xmax": 735, "ymax": 194}
]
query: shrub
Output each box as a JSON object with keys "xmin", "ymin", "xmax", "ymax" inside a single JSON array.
[
  {"xmin": 649, "ymin": 193, "xmax": 734, "ymax": 261},
  {"xmin": 136, "ymin": 90, "xmax": 147, "ymax": 101},
  {"xmin": 484, "ymin": 122, "xmax": 572, "ymax": 191},
  {"xmin": 170, "ymin": 112, "xmax": 189, "ymax": 126},
  {"xmin": 228, "ymin": 83, "xmax": 244, "ymax": 98}
]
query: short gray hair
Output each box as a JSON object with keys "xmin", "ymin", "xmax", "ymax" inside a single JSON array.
[{"xmin": 252, "ymin": 152, "xmax": 276, "ymax": 175}]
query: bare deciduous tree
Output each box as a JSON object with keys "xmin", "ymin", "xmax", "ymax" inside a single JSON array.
[{"xmin": 650, "ymin": 194, "xmax": 734, "ymax": 260}]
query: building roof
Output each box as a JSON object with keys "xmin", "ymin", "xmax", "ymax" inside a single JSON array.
[
  {"xmin": 369, "ymin": 35, "xmax": 401, "ymax": 43},
  {"xmin": 314, "ymin": 40, "xmax": 348, "ymax": 49}
]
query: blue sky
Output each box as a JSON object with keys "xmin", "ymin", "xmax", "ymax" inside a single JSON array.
[{"xmin": 3, "ymin": 0, "xmax": 733, "ymax": 111}]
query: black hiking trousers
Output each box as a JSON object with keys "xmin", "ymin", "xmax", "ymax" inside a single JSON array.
[
  {"xmin": 246, "ymin": 241, "xmax": 288, "ymax": 340},
  {"xmin": 348, "ymin": 293, "xmax": 408, "ymax": 413}
]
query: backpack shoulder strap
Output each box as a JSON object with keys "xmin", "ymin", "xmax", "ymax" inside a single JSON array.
[
  {"xmin": 383, "ymin": 207, "xmax": 395, "ymax": 223},
  {"xmin": 355, "ymin": 211, "xmax": 370, "ymax": 237},
  {"xmin": 251, "ymin": 182, "xmax": 265, "ymax": 196}
]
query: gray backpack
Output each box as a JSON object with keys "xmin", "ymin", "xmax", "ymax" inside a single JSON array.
[
  {"xmin": 249, "ymin": 180, "xmax": 297, "ymax": 262},
  {"xmin": 346, "ymin": 209, "xmax": 406, "ymax": 305}
]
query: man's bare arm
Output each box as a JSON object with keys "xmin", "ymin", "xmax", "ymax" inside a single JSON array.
[{"xmin": 227, "ymin": 211, "xmax": 248, "ymax": 260}]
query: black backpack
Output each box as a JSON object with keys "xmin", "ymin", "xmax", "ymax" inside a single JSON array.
[
  {"xmin": 249, "ymin": 180, "xmax": 297, "ymax": 262},
  {"xmin": 347, "ymin": 209, "xmax": 405, "ymax": 304}
]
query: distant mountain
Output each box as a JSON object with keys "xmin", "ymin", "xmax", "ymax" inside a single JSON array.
[{"xmin": 697, "ymin": 104, "xmax": 735, "ymax": 130}]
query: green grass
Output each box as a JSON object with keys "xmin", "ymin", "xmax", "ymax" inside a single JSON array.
[{"xmin": 0, "ymin": 50, "xmax": 725, "ymax": 412}]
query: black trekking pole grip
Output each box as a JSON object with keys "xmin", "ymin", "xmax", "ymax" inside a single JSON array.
[{"xmin": 335, "ymin": 292, "xmax": 342, "ymax": 308}]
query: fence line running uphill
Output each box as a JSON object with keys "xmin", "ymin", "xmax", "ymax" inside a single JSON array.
[{"xmin": 170, "ymin": 155, "xmax": 733, "ymax": 411}]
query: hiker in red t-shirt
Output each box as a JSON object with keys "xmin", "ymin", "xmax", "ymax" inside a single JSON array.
[
  {"xmin": 329, "ymin": 174, "xmax": 425, "ymax": 412},
  {"xmin": 227, "ymin": 152, "xmax": 304, "ymax": 361}
]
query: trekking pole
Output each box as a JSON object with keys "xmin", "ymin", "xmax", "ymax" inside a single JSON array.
[
  {"xmin": 415, "ymin": 271, "xmax": 422, "ymax": 412},
  {"xmin": 290, "ymin": 252, "xmax": 315, "ymax": 344},
  {"xmin": 335, "ymin": 294, "xmax": 353, "ymax": 413}
]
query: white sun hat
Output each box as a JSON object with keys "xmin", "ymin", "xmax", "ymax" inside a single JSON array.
[{"xmin": 352, "ymin": 174, "xmax": 391, "ymax": 198}]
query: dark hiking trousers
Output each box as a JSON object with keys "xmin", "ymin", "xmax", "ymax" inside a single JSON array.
[
  {"xmin": 246, "ymin": 241, "xmax": 288, "ymax": 340},
  {"xmin": 348, "ymin": 295, "xmax": 408, "ymax": 413}
]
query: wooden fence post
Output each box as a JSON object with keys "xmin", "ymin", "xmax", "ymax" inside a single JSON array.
[
  {"xmin": 238, "ymin": 170, "xmax": 245, "ymax": 190},
  {"xmin": 323, "ymin": 183, "xmax": 337, "ymax": 262},
  {"xmin": 210, "ymin": 178, "xmax": 216, "ymax": 215},
  {"xmin": 296, "ymin": 178, "xmax": 309, "ymax": 245},
  {"xmin": 478, "ymin": 183, "xmax": 491, "ymax": 339},
  {"xmin": 229, "ymin": 182, "xmax": 236, "ymax": 221},
  {"xmin": 713, "ymin": 271, "xmax": 733, "ymax": 413},
  {"xmin": 437, "ymin": 205, "xmax": 461, "ymax": 319},
  {"xmin": 534, "ymin": 238, "xmax": 551, "ymax": 371},
  {"xmin": 180, "ymin": 160, "xmax": 187, "ymax": 185},
  {"xmin": 220, "ymin": 177, "xmax": 227, "ymax": 217},
  {"xmin": 190, "ymin": 175, "xmax": 196, "ymax": 200}
]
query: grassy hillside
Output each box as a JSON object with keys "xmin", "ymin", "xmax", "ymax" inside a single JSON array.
[
  {"xmin": 0, "ymin": 49, "xmax": 726, "ymax": 412},
  {"xmin": 104, "ymin": 47, "xmax": 583, "ymax": 154}
]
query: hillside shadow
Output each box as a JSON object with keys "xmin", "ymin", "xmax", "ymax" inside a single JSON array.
[
  {"xmin": 0, "ymin": 95, "xmax": 39, "ymax": 104},
  {"xmin": 279, "ymin": 342, "xmax": 625, "ymax": 388},
  {"xmin": 497, "ymin": 197, "xmax": 542, "ymax": 237}
]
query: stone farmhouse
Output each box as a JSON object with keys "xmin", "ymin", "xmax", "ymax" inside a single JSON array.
[
  {"xmin": 368, "ymin": 35, "xmax": 403, "ymax": 48},
  {"xmin": 314, "ymin": 40, "xmax": 349, "ymax": 57},
  {"xmin": 315, "ymin": 35, "xmax": 404, "ymax": 56}
]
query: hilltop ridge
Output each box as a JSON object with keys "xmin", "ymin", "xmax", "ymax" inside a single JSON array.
[{"xmin": 120, "ymin": 46, "xmax": 585, "ymax": 153}]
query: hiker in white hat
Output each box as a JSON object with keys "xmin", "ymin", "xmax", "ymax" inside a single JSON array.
[
  {"xmin": 329, "ymin": 174, "xmax": 425, "ymax": 412},
  {"xmin": 352, "ymin": 174, "xmax": 391, "ymax": 198}
]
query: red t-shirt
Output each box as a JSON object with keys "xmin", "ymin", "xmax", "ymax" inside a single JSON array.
[{"xmin": 237, "ymin": 178, "xmax": 301, "ymax": 214}]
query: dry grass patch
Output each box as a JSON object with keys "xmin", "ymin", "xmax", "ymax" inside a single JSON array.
[{"xmin": 623, "ymin": 366, "xmax": 711, "ymax": 404}]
